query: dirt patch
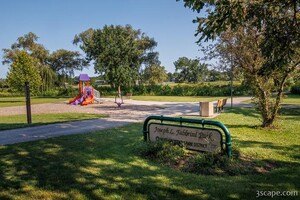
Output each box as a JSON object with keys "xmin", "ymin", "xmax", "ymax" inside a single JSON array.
[{"xmin": 0, "ymin": 101, "xmax": 164, "ymax": 121}]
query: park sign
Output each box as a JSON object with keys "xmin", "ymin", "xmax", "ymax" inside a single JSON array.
[
  {"xmin": 143, "ymin": 116, "xmax": 232, "ymax": 158},
  {"xmin": 149, "ymin": 124, "xmax": 221, "ymax": 152}
]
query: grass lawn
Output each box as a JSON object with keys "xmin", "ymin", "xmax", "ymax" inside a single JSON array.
[
  {"xmin": 0, "ymin": 107, "xmax": 299, "ymax": 199},
  {"xmin": 241, "ymin": 94, "xmax": 300, "ymax": 105},
  {"xmin": 130, "ymin": 96, "xmax": 226, "ymax": 102},
  {"xmin": 281, "ymin": 94, "xmax": 300, "ymax": 105},
  {"xmin": 0, "ymin": 113, "xmax": 108, "ymax": 130},
  {"xmin": 0, "ymin": 96, "xmax": 70, "ymax": 108}
]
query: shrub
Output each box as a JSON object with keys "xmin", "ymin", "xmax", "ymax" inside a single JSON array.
[
  {"xmin": 94, "ymin": 82, "xmax": 252, "ymax": 97},
  {"xmin": 57, "ymin": 87, "xmax": 78, "ymax": 97},
  {"xmin": 185, "ymin": 152, "xmax": 229, "ymax": 175},
  {"xmin": 136, "ymin": 140, "xmax": 186, "ymax": 165},
  {"xmin": 0, "ymin": 88, "xmax": 22, "ymax": 97},
  {"xmin": 137, "ymin": 141, "xmax": 265, "ymax": 176},
  {"xmin": 162, "ymin": 85, "xmax": 172, "ymax": 95},
  {"xmin": 172, "ymin": 85, "xmax": 185, "ymax": 96},
  {"xmin": 41, "ymin": 89, "xmax": 59, "ymax": 97}
]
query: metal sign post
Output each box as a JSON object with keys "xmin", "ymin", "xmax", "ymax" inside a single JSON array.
[{"xmin": 25, "ymin": 82, "xmax": 32, "ymax": 124}]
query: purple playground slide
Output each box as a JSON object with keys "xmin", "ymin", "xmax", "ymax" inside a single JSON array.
[{"xmin": 71, "ymin": 95, "xmax": 84, "ymax": 105}]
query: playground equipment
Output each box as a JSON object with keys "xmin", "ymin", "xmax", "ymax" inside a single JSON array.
[
  {"xmin": 69, "ymin": 74, "xmax": 95, "ymax": 106},
  {"xmin": 93, "ymin": 89, "xmax": 102, "ymax": 104}
]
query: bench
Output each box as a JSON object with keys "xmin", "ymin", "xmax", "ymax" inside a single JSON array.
[{"xmin": 216, "ymin": 98, "xmax": 227, "ymax": 113}]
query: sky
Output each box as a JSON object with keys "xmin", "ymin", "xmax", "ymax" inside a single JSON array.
[{"xmin": 0, "ymin": 0, "xmax": 203, "ymax": 79}]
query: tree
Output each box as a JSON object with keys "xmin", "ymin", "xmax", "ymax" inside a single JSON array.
[
  {"xmin": 181, "ymin": 0, "xmax": 300, "ymax": 127},
  {"xmin": 174, "ymin": 57, "xmax": 208, "ymax": 83},
  {"xmin": 2, "ymin": 32, "xmax": 49, "ymax": 65},
  {"xmin": 3, "ymin": 32, "xmax": 88, "ymax": 90},
  {"xmin": 143, "ymin": 64, "xmax": 168, "ymax": 85},
  {"xmin": 74, "ymin": 25, "xmax": 159, "ymax": 94},
  {"xmin": 48, "ymin": 49, "xmax": 88, "ymax": 86},
  {"xmin": 167, "ymin": 72, "xmax": 174, "ymax": 82},
  {"xmin": 7, "ymin": 51, "xmax": 42, "ymax": 94},
  {"xmin": 2, "ymin": 32, "xmax": 53, "ymax": 92},
  {"xmin": 207, "ymin": 69, "xmax": 228, "ymax": 82}
]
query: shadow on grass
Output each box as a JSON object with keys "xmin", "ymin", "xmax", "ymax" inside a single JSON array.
[
  {"xmin": 0, "ymin": 123, "xmax": 30, "ymax": 131},
  {"xmin": 0, "ymin": 125, "xmax": 205, "ymax": 199},
  {"xmin": 0, "ymin": 123, "xmax": 299, "ymax": 200},
  {"xmin": 0, "ymin": 100, "xmax": 24, "ymax": 103},
  {"xmin": 223, "ymin": 107, "xmax": 300, "ymax": 126},
  {"xmin": 232, "ymin": 138, "xmax": 300, "ymax": 161},
  {"xmin": 0, "ymin": 114, "xmax": 108, "ymax": 131},
  {"xmin": 226, "ymin": 106, "xmax": 300, "ymax": 117},
  {"xmin": 279, "ymin": 107, "xmax": 300, "ymax": 118},
  {"xmin": 0, "ymin": 121, "xmax": 87, "ymax": 131}
]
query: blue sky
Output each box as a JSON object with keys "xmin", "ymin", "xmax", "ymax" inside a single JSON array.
[{"xmin": 0, "ymin": 0, "xmax": 203, "ymax": 78}]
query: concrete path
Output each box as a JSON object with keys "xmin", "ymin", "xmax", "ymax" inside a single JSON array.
[
  {"xmin": 0, "ymin": 97, "xmax": 252, "ymax": 145},
  {"xmin": 0, "ymin": 118, "xmax": 130, "ymax": 145}
]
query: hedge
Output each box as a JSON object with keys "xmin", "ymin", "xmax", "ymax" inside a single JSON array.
[{"xmin": 94, "ymin": 84, "xmax": 252, "ymax": 97}]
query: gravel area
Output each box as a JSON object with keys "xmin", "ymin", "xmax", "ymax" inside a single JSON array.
[
  {"xmin": 0, "ymin": 100, "xmax": 163, "ymax": 116},
  {"xmin": 0, "ymin": 97, "xmax": 255, "ymax": 145},
  {"xmin": 0, "ymin": 97, "xmax": 255, "ymax": 122}
]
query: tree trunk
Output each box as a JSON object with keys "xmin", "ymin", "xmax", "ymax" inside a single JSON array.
[
  {"xmin": 258, "ymin": 73, "xmax": 288, "ymax": 128},
  {"xmin": 262, "ymin": 73, "xmax": 289, "ymax": 127},
  {"xmin": 118, "ymin": 85, "xmax": 121, "ymax": 97}
]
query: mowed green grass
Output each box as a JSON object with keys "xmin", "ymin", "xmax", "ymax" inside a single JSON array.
[
  {"xmin": 131, "ymin": 96, "xmax": 226, "ymax": 102},
  {"xmin": 241, "ymin": 94, "xmax": 300, "ymax": 105},
  {"xmin": 0, "ymin": 113, "xmax": 108, "ymax": 130},
  {"xmin": 0, "ymin": 107, "xmax": 299, "ymax": 199},
  {"xmin": 282, "ymin": 94, "xmax": 300, "ymax": 105},
  {"xmin": 0, "ymin": 96, "xmax": 70, "ymax": 107}
]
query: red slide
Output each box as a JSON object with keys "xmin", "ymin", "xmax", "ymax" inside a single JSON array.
[{"xmin": 69, "ymin": 94, "xmax": 81, "ymax": 104}]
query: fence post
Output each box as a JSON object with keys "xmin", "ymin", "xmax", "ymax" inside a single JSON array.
[{"xmin": 25, "ymin": 81, "xmax": 32, "ymax": 124}]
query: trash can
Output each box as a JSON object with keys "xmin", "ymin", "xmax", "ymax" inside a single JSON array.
[{"xmin": 199, "ymin": 101, "xmax": 214, "ymax": 117}]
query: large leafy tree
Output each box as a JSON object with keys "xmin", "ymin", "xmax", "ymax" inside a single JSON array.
[
  {"xmin": 48, "ymin": 49, "xmax": 88, "ymax": 86},
  {"xmin": 207, "ymin": 69, "xmax": 228, "ymax": 82},
  {"xmin": 174, "ymin": 57, "xmax": 208, "ymax": 83},
  {"xmin": 3, "ymin": 32, "xmax": 87, "ymax": 89},
  {"xmin": 143, "ymin": 64, "xmax": 168, "ymax": 85},
  {"xmin": 2, "ymin": 32, "xmax": 54, "ymax": 92},
  {"xmin": 181, "ymin": 0, "xmax": 300, "ymax": 127},
  {"xmin": 2, "ymin": 32, "xmax": 49, "ymax": 65},
  {"xmin": 7, "ymin": 51, "xmax": 42, "ymax": 94},
  {"xmin": 74, "ymin": 25, "xmax": 159, "ymax": 94}
]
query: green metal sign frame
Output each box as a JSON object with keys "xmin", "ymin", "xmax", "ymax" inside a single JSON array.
[{"xmin": 143, "ymin": 116, "xmax": 232, "ymax": 158}]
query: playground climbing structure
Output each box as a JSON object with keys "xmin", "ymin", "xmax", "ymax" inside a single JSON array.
[{"xmin": 69, "ymin": 74, "xmax": 95, "ymax": 106}]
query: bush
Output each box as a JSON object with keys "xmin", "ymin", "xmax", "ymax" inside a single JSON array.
[
  {"xmin": 136, "ymin": 140, "xmax": 186, "ymax": 166},
  {"xmin": 185, "ymin": 152, "xmax": 229, "ymax": 175},
  {"xmin": 57, "ymin": 87, "xmax": 78, "ymax": 97},
  {"xmin": 92, "ymin": 82, "xmax": 252, "ymax": 97},
  {"xmin": 136, "ymin": 141, "xmax": 265, "ymax": 176},
  {"xmin": 0, "ymin": 92, "xmax": 22, "ymax": 97},
  {"xmin": 0, "ymin": 88, "xmax": 22, "ymax": 97},
  {"xmin": 41, "ymin": 89, "xmax": 59, "ymax": 97}
]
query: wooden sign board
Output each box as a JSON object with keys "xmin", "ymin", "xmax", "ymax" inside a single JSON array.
[{"xmin": 148, "ymin": 123, "xmax": 222, "ymax": 152}]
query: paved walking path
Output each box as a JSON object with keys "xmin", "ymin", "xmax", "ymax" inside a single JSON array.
[
  {"xmin": 0, "ymin": 118, "xmax": 130, "ymax": 145},
  {"xmin": 0, "ymin": 97, "xmax": 252, "ymax": 145}
]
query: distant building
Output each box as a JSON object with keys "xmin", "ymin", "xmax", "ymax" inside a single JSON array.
[{"xmin": 95, "ymin": 80, "xmax": 107, "ymax": 85}]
